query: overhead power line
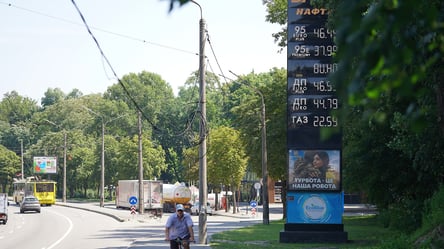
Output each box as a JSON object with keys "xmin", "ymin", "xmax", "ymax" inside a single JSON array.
[{"xmin": 0, "ymin": 1, "xmax": 198, "ymax": 56}]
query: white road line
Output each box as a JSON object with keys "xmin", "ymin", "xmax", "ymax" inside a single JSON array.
[{"xmin": 45, "ymin": 209, "xmax": 73, "ymax": 249}]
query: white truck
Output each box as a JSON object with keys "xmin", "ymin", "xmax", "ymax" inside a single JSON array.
[
  {"xmin": 115, "ymin": 180, "xmax": 163, "ymax": 217},
  {"xmin": 0, "ymin": 193, "xmax": 8, "ymax": 225}
]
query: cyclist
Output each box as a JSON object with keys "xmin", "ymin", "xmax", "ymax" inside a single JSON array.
[{"xmin": 165, "ymin": 204, "xmax": 194, "ymax": 249}]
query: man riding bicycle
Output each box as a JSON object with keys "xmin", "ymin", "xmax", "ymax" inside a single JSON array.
[{"xmin": 165, "ymin": 204, "xmax": 194, "ymax": 249}]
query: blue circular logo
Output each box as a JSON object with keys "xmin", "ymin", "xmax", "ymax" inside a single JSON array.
[{"xmin": 250, "ymin": 200, "xmax": 257, "ymax": 208}]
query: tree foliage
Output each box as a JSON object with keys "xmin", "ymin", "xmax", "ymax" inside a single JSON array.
[
  {"xmin": 207, "ymin": 126, "xmax": 248, "ymax": 191},
  {"xmin": 0, "ymin": 144, "xmax": 20, "ymax": 192},
  {"xmin": 263, "ymin": 0, "xmax": 444, "ymax": 232}
]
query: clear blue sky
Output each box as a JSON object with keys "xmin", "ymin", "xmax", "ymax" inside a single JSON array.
[{"xmin": 0, "ymin": 0, "xmax": 286, "ymax": 102}]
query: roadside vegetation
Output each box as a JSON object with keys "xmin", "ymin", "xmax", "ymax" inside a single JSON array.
[{"xmin": 211, "ymin": 186, "xmax": 444, "ymax": 249}]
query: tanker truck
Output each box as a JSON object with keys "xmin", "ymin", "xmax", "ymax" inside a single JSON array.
[
  {"xmin": 116, "ymin": 180, "xmax": 163, "ymax": 217},
  {"xmin": 162, "ymin": 183, "xmax": 192, "ymax": 213}
]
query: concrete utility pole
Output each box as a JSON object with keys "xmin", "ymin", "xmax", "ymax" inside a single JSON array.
[
  {"xmin": 63, "ymin": 131, "xmax": 67, "ymax": 203},
  {"xmin": 20, "ymin": 140, "xmax": 24, "ymax": 180},
  {"xmin": 100, "ymin": 120, "xmax": 105, "ymax": 207},
  {"xmin": 138, "ymin": 111, "xmax": 144, "ymax": 214},
  {"xmin": 260, "ymin": 91, "xmax": 269, "ymax": 225},
  {"xmin": 191, "ymin": 0, "xmax": 208, "ymax": 244}
]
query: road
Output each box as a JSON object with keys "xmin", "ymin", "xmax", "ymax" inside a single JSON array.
[
  {"xmin": 0, "ymin": 202, "xmax": 267, "ymax": 249},
  {"xmin": 1, "ymin": 203, "xmax": 135, "ymax": 249},
  {"xmin": 0, "ymin": 201, "xmax": 375, "ymax": 249}
]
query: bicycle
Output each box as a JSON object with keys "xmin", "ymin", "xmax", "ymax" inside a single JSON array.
[{"xmin": 171, "ymin": 237, "xmax": 194, "ymax": 249}]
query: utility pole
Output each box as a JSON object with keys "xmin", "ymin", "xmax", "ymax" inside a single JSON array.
[
  {"xmin": 191, "ymin": 0, "xmax": 208, "ymax": 244},
  {"xmin": 63, "ymin": 131, "xmax": 67, "ymax": 203},
  {"xmin": 260, "ymin": 92, "xmax": 269, "ymax": 225},
  {"xmin": 20, "ymin": 140, "xmax": 24, "ymax": 180},
  {"xmin": 138, "ymin": 111, "xmax": 144, "ymax": 214},
  {"xmin": 100, "ymin": 120, "xmax": 105, "ymax": 207}
]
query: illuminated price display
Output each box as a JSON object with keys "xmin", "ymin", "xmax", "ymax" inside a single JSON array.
[
  {"xmin": 288, "ymin": 77, "xmax": 336, "ymax": 95},
  {"xmin": 288, "ymin": 60, "xmax": 338, "ymax": 77},
  {"xmin": 313, "ymin": 27, "xmax": 336, "ymax": 40},
  {"xmin": 313, "ymin": 79, "xmax": 335, "ymax": 92},
  {"xmin": 287, "ymin": 0, "xmax": 341, "ymax": 150},
  {"xmin": 288, "ymin": 24, "xmax": 336, "ymax": 43},
  {"xmin": 289, "ymin": 43, "xmax": 337, "ymax": 59},
  {"xmin": 288, "ymin": 113, "xmax": 338, "ymax": 128},
  {"xmin": 289, "ymin": 96, "xmax": 339, "ymax": 112},
  {"xmin": 313, "ymin": 97, "xmax": 338, "ymax": 110}
]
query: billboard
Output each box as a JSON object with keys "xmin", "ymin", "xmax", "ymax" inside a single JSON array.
[
  {"xmin": 288, "ymin": 149, "xmax": 341, "ymax": 191},
  {"xmin": 33, "ymin": 156, "xmax": 57, "ymax": 174}
]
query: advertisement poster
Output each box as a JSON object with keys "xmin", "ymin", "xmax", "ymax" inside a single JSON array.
[
  {"xmin": 288, "ymin": 149, "xmax": 341, "ymax": 191},
  {"xmin": 287, "ymin": 192, "xmax": 344, "ymax": 224},
  {"xmin": 33, "ymin": 156, "xmax": 57, "ymax": 174}
]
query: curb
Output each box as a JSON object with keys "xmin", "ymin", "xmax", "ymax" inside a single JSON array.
[{"xmin": 55, "ymin": 202, "xmax": 125, "ymax": 222}]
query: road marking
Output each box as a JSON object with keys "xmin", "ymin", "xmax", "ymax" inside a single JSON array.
[{"xmin": 45, "ymin": 209, "xmax": 73, "ymax": 249}]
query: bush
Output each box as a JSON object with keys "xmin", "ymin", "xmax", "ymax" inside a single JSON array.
[
  {"xmin": 422, "ymin": 186, "xmax": 444, "ymax": 228},
  {"xmin": 379, "ymin": 198, "xmax": 423, "ymax": 233},
  {"xmin": 413, "ymin": 186, "xmax": 444, "ymax": 248},
  {"xmin": 378, "ymin": 234, "xmax": 411, "ymax": 249}
]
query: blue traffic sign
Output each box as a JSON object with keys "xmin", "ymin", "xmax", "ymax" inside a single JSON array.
[
  {"xmin": 129, "ymin": 196, "xmax": 138, "ymax": 205},
  {"xmin": 250, "ymin": 200, "xmax": 257, "ymax": 208}
]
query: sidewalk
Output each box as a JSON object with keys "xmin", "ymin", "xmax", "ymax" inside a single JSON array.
[
  {"xmin": 55, "ymin": 200, "xmax": 377, "ymax": 222},
  {"xmin": 55, "ymin": 201, "xmax": 377, "ymax": 248},
  {"xmin": 55, "ymin": 200, "xmax": 285, "ymax": 222}
]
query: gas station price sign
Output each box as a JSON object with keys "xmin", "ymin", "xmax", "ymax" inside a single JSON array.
[
  {"xmin": 287, "ymin": 0, "xmax": 341, "ymax": 150},
  {"xmin": 282, "ymin": 2, "xmax": 348, "ymax": 243}
]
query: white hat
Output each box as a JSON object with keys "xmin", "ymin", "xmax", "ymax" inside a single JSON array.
[{"xmin": 176, "ymin": 204, "xmax": 184, "ymax": 211}]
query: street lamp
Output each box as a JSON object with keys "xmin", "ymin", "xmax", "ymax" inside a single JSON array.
[
  {"xmin": 44, "ymin": 119, "xmax": 67, "ymax": 203},
  {"xmin": 82, "ymin": 106, "xmax": 128, "ymax": 208},
  {"xmin": 229, "ymin": 71, "xmax": 269, "ymax": 225}
]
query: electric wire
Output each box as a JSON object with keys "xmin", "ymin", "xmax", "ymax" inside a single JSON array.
[
  {"xmin": 70, "ymin": 0, "xmax": 160, "ymax": 132},
  {"xmin": 70, "ymin": 0, "xmax": 207, "ymax": 148},
  {"xmin": 3, "ymin": 1, "xmax": 231, "ymax": 149},
  {"xmin": 0, "ymin": 1, "xmax": 198, "ymax": 56}
]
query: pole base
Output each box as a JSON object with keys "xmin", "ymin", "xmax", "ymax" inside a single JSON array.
[{"xmin": 280, "ymin": 224, "xmax": 348, "ymax": 243}]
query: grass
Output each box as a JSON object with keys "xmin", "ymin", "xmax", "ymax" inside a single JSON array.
[{"xmin": 209, "ymin": 215, "xmax": 400, "ymax": 249}]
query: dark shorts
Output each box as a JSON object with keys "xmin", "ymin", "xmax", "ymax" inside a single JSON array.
[{"xmin": 170, "ymin": 235, "xmax": 191, "ymax": 249}]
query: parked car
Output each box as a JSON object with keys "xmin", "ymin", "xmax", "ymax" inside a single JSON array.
[
  {"xmin": 20, "ymin": 196, "xmax": 41, "ymax": 213},
  {"xmin": 190, "ymin": 202, "xmax": 213, "ymax": 216}
]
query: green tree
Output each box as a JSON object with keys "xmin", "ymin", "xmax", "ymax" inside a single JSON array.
[
  {"xmin": 0, "ymin": 144, "xmax": 21, "ymax": 192},
  {"xmin": 181, "ymin": 146, "xmax": 199, "ymax": 184},
  {"xmin": 116, "ymin": 135, "xmax": 167, "ymax": 180},
  {"xmin": 65, "ymin": 131, "xmax": 97, "ymax": 198},
  {"xmin": 207, "ymin": 126, "xmax": 248, "ymax": 213},
  {"xmin": 161, "ymin": 71, "xmax": 228, "ymax": 182},
  {"xmin": 41, "ymin": 88, "xmax": 66, "ymax": 108},
  {"xmin": 228, "ymin": 69, "xmax": 287, "ymax": 183},
  {"xmin": 0, "ymin": 91, "xmax": 39, "ymax": 124},
  {"xmin": 227, "ymin": 69, "xmax": 287, "ymax": 214},
  {"xmin": 0, "ymin": 92, "xmax": 40, "ymax": 153}
]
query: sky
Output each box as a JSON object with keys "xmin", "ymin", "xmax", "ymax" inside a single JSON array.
[{"xmin": 0, "ymin": 0, "xmax": 286, "ymax": 102}]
